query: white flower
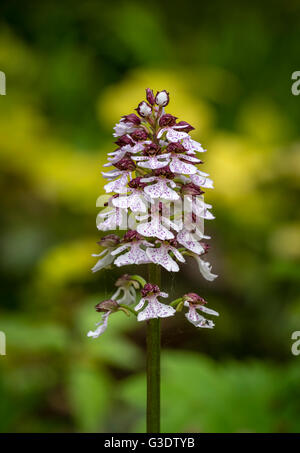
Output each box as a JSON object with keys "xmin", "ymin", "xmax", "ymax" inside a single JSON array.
[
  {"xmin": 112, "ymin": 285, "xmax": 136, "ymax": 305},
  {"xmin": 137, "ymin": 101, "xmax": 152, "ymax": 117},
  {"xmin": 176, "ymin": 228, "xmax": 206, "ymax": 255},
  {"xmin": 184, "ymin": 300, "xmax": 218, "ymax": 329},
  {"xmin": 87, "ymin": 312, "xmax": 110, "ymax": 338},
  {"xmin": 135, "ymin": 285, "xmax": 175, "ymax": 321},
  {"xmin": 184, "ymin": 195, "xmax": 215, "ymax": 220},
  {"xmin": 136, "ymin": 207, "xmax": 175, "ymax": 241},
  {"xmin": 96, "ymin": 206, "xmax": 127, "ymax": 231},
  {"xmin": 192, "ymin": 254, "xmax": 218, "ymax": 281},
  {"xmin": 180, "ymin": 170, "xmax": 214, "ymax": 189},
  {"xmin": 113, "ymin": 120, "xmax": 136, "ymax": 137},
  {"xmin": 146, "ymin": 241, "xmax": 185, "ymax": 272},
  {"xmin": 111, "ymin": 232, "xmax": 153, "ymax": 266},
  {"xmin": 142, "ymin": 175, "xmax": 179, "ymax": 200},
  {"xmin": 112, "ymin": 190, "xmax": 149, "ymax": 213},
  {"xmin": 132, "ymin": 154, "xmax": 170, "ymax": 170},
  {"xmin": 102, "ymin": 169, "xmax": 132, "ymax": 194},
  {"xmin": 87, "ymin": 299, "xmax": 119, "ymax": 338},
  {"xmin": 155, "ymin": 90, "xmax": 169, "ymax": 106},
  {"xmin": 169, "ymin": 153, "xmax": 200, "ymax": 175},
  {"xmin": 92, "ymin": 248, "xmax": 114, "ymax": 272},
  {"xmin": 104, "ymin": 143, "xmax": 144, "ymax": 166}
]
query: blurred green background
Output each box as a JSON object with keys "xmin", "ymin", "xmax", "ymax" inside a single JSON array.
[{"xmin": 0, "ymin": 0, "xmax": 300, "ymax": 433}]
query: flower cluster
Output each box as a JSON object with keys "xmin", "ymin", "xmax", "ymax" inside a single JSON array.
[
  {"xmin": 88, "ymin": 89, "xmax": 218, "ymax": 337},
  {"xmin": 87, "ymin": 276, "xmax": 218, "ymax": 338}
]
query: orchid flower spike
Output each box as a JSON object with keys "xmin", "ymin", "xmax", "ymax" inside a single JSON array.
[{"xmin": 89, "ymin": 88, "xmax": 219, "ymax": 339}]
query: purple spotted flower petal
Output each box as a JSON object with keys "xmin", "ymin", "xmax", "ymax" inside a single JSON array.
[
  {"xmin": 143, "ymin": 177, "xmax": 179, "ymax": 200},
  {"xmin": 146, "ymin": 242, "xmax": 185, "ymax": 272},
  {"xmin": 113, "ymin": 242, "xmax": 150, "ymax": 266},
  {"xmin": 135, "ymin": 294, "xmax": 175, "ymax": 321}
]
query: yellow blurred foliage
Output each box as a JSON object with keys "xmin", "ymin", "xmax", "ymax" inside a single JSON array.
[{"xmin": 35, "ymin": 238, "xmax": 97, "ymax": 289}]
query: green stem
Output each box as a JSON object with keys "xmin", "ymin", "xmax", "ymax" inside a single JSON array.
[{"xmin": 146, "ymin": 263, "xmax": 161, "ymax": 433}]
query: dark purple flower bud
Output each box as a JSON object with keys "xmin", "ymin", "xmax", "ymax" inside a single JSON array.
[
  {"xmin": 146, "ymin": 88, "xmax": 155, "ymax": 105},
  {"xmin": 123, "ymin": 230, "xmax": 142, "ymax": 242},
  {"xmin": 155, "ymin": 90, "xmax": 169, "ymax": 107},
  {"xmin": 202, "ymin": 243, "xmax": 211, "ymax": 254},
  {"xmin": 183, "ymin": 293, "xmax": 207, "ymax": 305},
  {"xmin": 141, "ymin": 283, "xmax": 161, "ymax": 297},
  {"xmin": 128, "ymin": 177, "xmax": 147, "ymax": 189},
  {"xmin": 166, "ymin": 142, "xmax": 186, "ymax": 154},
  {"xmin": 181, "ymin": 183, "xmax": 204, "ymax": 196},
  {"xmin": 159, "ymin": 114, "xmax": 177, "ymax": 127},
  {"xmin": 153, "ymin": 165, "xmax": 174, "ymax": 179},
  {"xmin": 175, "ymin": 121, "xmax": 195, "ymax": 132},
  {"xmin": 115, "ymin": 135, "xmax": 134, "ymax": 147},
  {"xmin": 143, "ymin": 142, "xmax": 160, "ymax": 156},
  {"xmin": 114, "ymin": 156, "xmax": 136, "ymax": 171},
  {"xmin": 122, "ymin": 113, "xmax": 141, "ymax": 125},
  {"xmin": 130, "ymin": 129, "xmax": 148, "ymax": 141},
  {"xmin": 97, "ymin": 234, "xmax": 120, "ymax": 248},
  {"xmin": 95, "ymin": 299, "xmax": 119, "ymax": 312},
  {"xmin": 136, "ymin": 101, "xmax": 152, "ymax": 117}
]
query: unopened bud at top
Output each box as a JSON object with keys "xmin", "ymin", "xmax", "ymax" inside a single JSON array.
[
  {"xmin": 136, "ymin": 101, "xmax": 152, "ymax": 118},
  {"xmin": 146, "ymin": 88, "xmax": 155, "ymax": 105},
  {"xmin": 155, "ymin": 90, "xmax": 169, "ymax": 107}
]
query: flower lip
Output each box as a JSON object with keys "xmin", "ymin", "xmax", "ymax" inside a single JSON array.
[
  {"xmin": 97, "ymin": 234, "xmax": 120, "ymax": 247},
  {"xmin": 122, "ymin": 113, "xmax": 141, "ymax": 125},
  {"xmin": 166, "ymin": 142, "xmax": 186, "ymax": 154},
  {"xmin": 143, "ymin": 142, "xmax": 161, "ymax": 156},
  {"xmin": 123, "ymin": 230, "xmax": 143, "ymax": 242},
  {"xmin": 114, "ymin": 156, "xmax": 136, "ymax": 171},
  {"xmin": 181, "ymin": 182, "xmax": 205, "ymax": 196},
  {"xmin": 175, "ymin": 121, "xmax": 194, "ymax": 132},
  {"xmin": 146, "ymin": 88, "xmax": 155, "ymax": 105},
  {"xmin": 130, "ymin": 129, "xmax": 148, "ymax": 141},
  {"xmin": 183, "ymin": 293, "xmax": 207, "ymax": 305},
  {"xmin": 95, "ymin": 299, "xmax": 119, "ymax": 312},
  {"xmin": 155, "ymin": 90, "xmax": 169, "ymax": 107},
  {"xmin": 141, "ymin": 283, "xmax": 161, "ymax": 297},
  {"xmin": 128, "ymin": 176, "xmax": 148, "ymax": 189},
  {"xmin": 153, "ymin": 165, "xmax": 174, "ymax": 179},
  {"xmin": 115, "ymin": 135, "xmax": 134, "ymax": 147},
  {"xmin": 159, "ymin": 114, "xmax": 177, "ymax": 127}
]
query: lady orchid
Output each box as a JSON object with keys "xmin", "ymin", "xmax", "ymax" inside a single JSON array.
[{"xmin": 88, "ymin": 89, "xmax": 218, "ymax": 433}]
